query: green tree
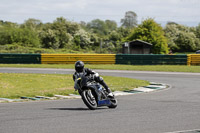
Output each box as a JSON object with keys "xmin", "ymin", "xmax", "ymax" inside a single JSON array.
[
  {"xmin": 40, "ymin": 29, "xmax": 59, "ymax": 49},
  {"xmin": 108, "ymin": 31, "xmax": 121, "ymax": 42},
  {"xmin": 164, "ymin": 23, "xmax": 179, "ymax": 51},
  {"xmin": 105, "ymin": 20, "xmax": 117, "ymax": 31},
  {"xmin": 164, "ymin": 23, "xmax": 200, "ymax": 52},
  {"xmin": 90, "ymin": 34, "xmax": 101, "ymax": 47},
  {"xmin": 195, "ymin": 24, "xmax": 200, "ymax": 49},
  {"xmin": 175, "ymin": 31, "xmax": 197, "ymax": 51},
  {"xmin": 52, "ymin": 17, "xmax": 80, "ymax": 35},
  {"xmin": 73, "ymin": 29, "xmax": 92, "ymax": 48},
  {"xmin": 195, "ymin": 23, "xmax": 200, "ymax": 39},
  {"xmin": 127, "ymin": 18, "xmax": 168, "ymax": 54},
  {"xmin": 40, "ymin": 17, "xmax": 78, "ymax": 48},
  {"xmin": 0, "ymin": 26, "xmax": 41, "ymax": 47},
  {"xmin": 85, "ymin": 19, "xmax": 119, "ymax": 52},
  {"xmin": 121, "ymin": 11, "xmax": 137, "ymax": 28},
  {"xmin": 86, "ymin": 19, "xmax": 108, "ymax": 36},
  {"xmin": 0, "ymin": 20, "xmax": 18, "ymax": 28},
  {"xmin": 52, "ymin": 17, "xmax": 72, "ymax": 48},
  {"xmin": 118, "ymin": 27, "xmax": 131, "ymax": 37},
  {"xmin": 21, "ymin": 18, "xmax": 43, "ymax": 31}
]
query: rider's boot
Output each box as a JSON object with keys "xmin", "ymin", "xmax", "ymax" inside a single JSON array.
[
  {"xmin": 98, "ymin": 78, "xmax": 114, "ymax": 98},
  {"xmin": 107, "ymin": 90, "xmax": 114, "ymax": 98},
  {"xmin": 105, "ymin": 87, "xmax": 114, "ymax": 98}
]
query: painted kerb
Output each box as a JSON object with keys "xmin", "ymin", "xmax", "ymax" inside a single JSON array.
[{"xmin": 41, "ymin": 54, "xmax": 116, "ymax": 64}]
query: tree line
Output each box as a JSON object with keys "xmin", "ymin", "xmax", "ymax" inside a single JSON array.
[{"xmin": 0, "ymin": 11, "xmax": 200, "ymax": 54}]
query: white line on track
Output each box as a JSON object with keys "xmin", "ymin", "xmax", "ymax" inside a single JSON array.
[
  {"xmin": 165, "ymin": 129, "xmax": 200, "ymax": 133},
  {"xmin": 1, "ymin": 67, "xmax": 200, "ymax": 76}
]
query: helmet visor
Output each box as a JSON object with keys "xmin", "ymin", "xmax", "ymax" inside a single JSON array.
[{"xmin": 75, "ymin": 66, "xmax": 83, "ymax": 72}]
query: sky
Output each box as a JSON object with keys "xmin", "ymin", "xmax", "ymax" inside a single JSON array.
[{"xmin": 0, "ymin": 0, "xmax": 200, "ymax": 27}]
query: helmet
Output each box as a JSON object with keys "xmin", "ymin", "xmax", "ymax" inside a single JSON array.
[{"xmin": 75, "ymin": 61, "xmax": 84, "ymax": 72}]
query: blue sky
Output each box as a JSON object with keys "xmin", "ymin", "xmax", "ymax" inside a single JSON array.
[{"xmin": 0, "ymin": 0, "xmax": 200, "ymax": 26}]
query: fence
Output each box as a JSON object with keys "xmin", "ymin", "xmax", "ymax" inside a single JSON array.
[
  {"xmin": 41, "ymin": 54, "xmax": 116, "ymax": 64},
  {"xmin": 0, "ymin": 54, "xmax": 41, "ymax": 64},
  {"xmin": 1, "ymin": 54, "xmax": 199, "ymax": 65},
  {"xmin": 116, "ymin": 54, "xmax": 187, "ymax": 65},
  {"xmin": 187, "ymin": 54, "xmax": 200, "ymax": 66}
]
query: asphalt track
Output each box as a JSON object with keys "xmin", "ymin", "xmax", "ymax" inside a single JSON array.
[{"xmin": 0, "ymin": 67, "xmax": 200, "ymax": 133}]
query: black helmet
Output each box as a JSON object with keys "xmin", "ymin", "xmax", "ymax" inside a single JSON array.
[{"xmin": 75, "ymin": 61, "xmax": 84, "ymax": 72}]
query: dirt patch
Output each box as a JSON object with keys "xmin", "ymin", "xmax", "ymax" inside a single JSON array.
[
  {"xmin": 56, "ymin": 87, "xmax": 73, "ymax": 90},
  {"xmin": 0, "ymin": 81, "xmax": 14, "ymax": 89}
]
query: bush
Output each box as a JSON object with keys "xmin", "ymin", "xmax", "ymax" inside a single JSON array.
[
  {"xmin": 127, "ymin": 18, "xmax": 169, "ymax": 54},
  {"xmin": 0, "ymin": 26, "xmax": 41, "ymax": 47}
]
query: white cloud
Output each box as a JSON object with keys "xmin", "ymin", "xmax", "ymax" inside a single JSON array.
[{"xmin": 0, "ymin": 0, "xmax": 199, "ymax": 26}]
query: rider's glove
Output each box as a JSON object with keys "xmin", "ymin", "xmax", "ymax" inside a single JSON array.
[{"xmin": 94, "ymin": 73, "xmax": 99, "ymax": 78}]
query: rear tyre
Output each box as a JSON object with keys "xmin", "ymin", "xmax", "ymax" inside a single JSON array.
[{"xmin": 81, "ymin": 89, "xmax": 97, "ymax": 110}]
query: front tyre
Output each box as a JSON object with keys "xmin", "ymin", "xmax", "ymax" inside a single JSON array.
[
  {"xmin": 108, "ymin": 98, "xmax": 118, "ymax": 108},
  {"xmin": 81, "ymin": 89, "xmax": 97, "ymax": 110}
]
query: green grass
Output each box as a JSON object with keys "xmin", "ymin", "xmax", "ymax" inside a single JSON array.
[
  {"xmin": 0, "ymin": 45, "xmax": 97, "ymax": 54},
  {"xmin": 0, "ymin": 64, "xmax": 200, "ymax": 73},
  {"xmin": 0, "ymin": 73, "xmax": 149, "ymax": 99}
]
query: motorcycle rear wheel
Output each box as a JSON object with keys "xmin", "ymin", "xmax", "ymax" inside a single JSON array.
[{"xmin": 81, "ymin": 89, "xmax": 97, "ymax": 110}]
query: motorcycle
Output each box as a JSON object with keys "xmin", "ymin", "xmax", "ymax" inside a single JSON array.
[{"xmin": 74, "ymin": 72, "xmax": 117, "ymax": 110}]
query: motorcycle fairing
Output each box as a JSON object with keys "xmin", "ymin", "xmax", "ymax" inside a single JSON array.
[{"xmin": 98, "ymin": 99, "xmax": 111, "ymax": 107}]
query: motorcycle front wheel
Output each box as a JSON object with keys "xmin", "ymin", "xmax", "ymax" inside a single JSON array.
[
  {"xmin": 108, "ymin": 98, "xmax": 118, "ymax": 108},
  {"xmin": 81, "ymin": 89, "xmax": 97, "ymax": 110}
]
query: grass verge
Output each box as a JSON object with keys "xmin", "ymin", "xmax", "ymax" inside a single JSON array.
[
  {"xmin": 0, "ymin": 64, "xmax": 200, "ymax": 73},
  {"xmin": 0, "ymin": 73, "xmax": 149, "ymax": 99}
]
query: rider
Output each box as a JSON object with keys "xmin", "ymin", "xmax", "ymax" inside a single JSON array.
[{"xmin": 73, "ymin": 61, "xmax": 114, "ymax": 97}]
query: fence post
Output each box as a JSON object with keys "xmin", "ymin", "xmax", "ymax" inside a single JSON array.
[{"xmin": 187, "ymin": 54, "xmax": 191, "ymax": 66}]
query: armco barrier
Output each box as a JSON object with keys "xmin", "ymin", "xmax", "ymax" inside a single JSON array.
[
  {"xmin": 116, "ymin": 54, "xmax": 187, "ymax": 65},
  {"xmin": 0, "ymin": 54, "xmax": 41, "ymax": 64},
  {"xmin": 41, "ymin": 54, "xmax": 116, "ymax": 64},
  {"xmin": 0, "ymin": 54, "xmax": 192, "ymax": 65},
  {"xmin": 187, "ymin": 54, "xmax": 200, "ymax": 66}
]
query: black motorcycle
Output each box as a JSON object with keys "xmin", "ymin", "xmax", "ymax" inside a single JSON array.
[{"xmin": 74, "ymin": 72, "xmax": 117, "ymax": 110}]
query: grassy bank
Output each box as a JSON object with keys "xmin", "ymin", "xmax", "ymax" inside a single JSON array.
[
  {"xmin": 0, "ymin": 64, "xmax": 200, "ymax": 73},
  {"xmin": 0, "ymin": 73, "xmax": 149, "ymax": 99}
]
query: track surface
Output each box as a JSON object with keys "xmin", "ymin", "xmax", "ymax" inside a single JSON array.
[{"xmin": 0, "ymin": 68, "xmax": 200, "ymax": 133}]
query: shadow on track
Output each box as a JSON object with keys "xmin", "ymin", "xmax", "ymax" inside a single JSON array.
[{"xmin": 47, "ymin": 107, "xmax": 107, "ymax": 111}]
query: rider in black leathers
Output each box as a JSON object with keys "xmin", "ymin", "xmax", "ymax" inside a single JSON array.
[{"xmin": 73, "ymin": 61, "xmax": 114, "ymax": 97}]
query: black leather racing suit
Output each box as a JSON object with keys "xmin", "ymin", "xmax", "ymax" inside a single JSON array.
[{"xmin": 73, "ymin": 68, "xmax": 111, "ymax": 93}]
